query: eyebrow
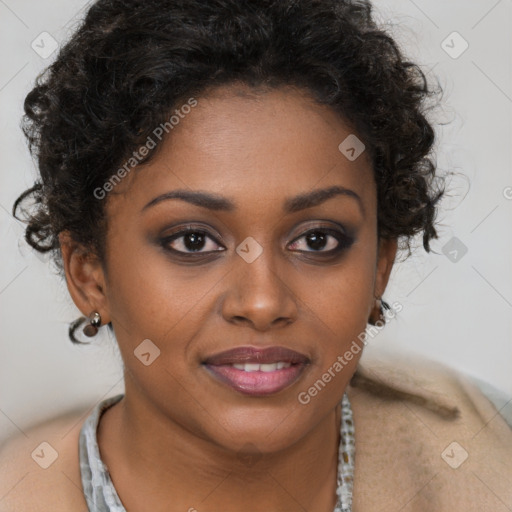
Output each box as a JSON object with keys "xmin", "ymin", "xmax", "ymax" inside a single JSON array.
[{"xmin": 141, "ymin": 185, "xmax": 365, "ymax": 217}]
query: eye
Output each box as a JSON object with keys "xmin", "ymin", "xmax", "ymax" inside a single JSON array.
[
  {"xmin": 288, "ymin": 228, "xmax": 354, "ymax": 254},
  {"xmin": 161, "ymin": 227, "xmax": 224, "ymax": 255},
  {"xmin": 160, "ymin": 224, "xmax": 354, "ymax": 257}
]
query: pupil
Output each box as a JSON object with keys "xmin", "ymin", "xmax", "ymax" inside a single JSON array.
[
  {"xmin": 185, "ymin": 232, "xmax": 205, "ymax": 251},
  {"xmin": 307, "ymin": 232, "xmax": 326, "ymax": 251}
]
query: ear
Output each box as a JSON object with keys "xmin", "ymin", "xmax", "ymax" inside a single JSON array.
[
  {"xmin": 59, "ymin": 231, "xmax": 111, "ymax": 324},
  {"xmin": 374, "ymin": 237, "xmax": 398, "ymax": 299}
]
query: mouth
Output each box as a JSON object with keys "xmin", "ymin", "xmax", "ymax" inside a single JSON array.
[{"xmin": 202, "ymin": 346, "xmax": 310, "ymax": 396}]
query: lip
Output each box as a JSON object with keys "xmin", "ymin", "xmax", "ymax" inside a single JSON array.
[
  {"xmin": 202, "ymin": 346, "xmax": 310, "ymax": 365},
  {"xmin": 202, "ymin": 346, "xmax": 311, "ymax": 396}
]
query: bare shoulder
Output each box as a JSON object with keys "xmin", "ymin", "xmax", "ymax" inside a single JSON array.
[{"xmin": 0, "ymin": 408, "xmax": 89, "ymax": 512}]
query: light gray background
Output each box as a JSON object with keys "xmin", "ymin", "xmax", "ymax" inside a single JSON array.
[{"xmin": 0, "ymin": 0, "xmax": 511, "ymax": 446}]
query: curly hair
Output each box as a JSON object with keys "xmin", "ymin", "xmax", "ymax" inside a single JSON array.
[{"xmin": 13, "ymin": 0, "xmax": 445, "ymax": 341}]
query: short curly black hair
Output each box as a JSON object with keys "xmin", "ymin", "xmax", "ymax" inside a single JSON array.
[{"xmin": 14, "ymin": 0, "xmax": 445, "ymax": 326}]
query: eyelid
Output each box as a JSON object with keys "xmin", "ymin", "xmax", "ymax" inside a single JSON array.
[
  {"xmin": 162, "ymin": 223, "xmax": 224, "ymax": 242},
  {"xmin": 290, "ymin": 220, "xmax": 352, "ymax": 236},
  {"xmin": 288, "ymin": 220, "xmax": 354, "ymax": 242}
]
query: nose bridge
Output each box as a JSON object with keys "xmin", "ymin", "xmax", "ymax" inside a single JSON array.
[{"xmin": 221, "ymin": 238, "xmax": 297, "ymax": 329}]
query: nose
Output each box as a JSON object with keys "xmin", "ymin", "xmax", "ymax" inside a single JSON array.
[{"xmin": 220, "ymin": 247, "xmax": 298, "ymax": 331}]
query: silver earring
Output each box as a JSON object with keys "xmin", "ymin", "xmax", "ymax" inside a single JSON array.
[{"xmin": 83, "ymin": 311, "xmax": 102, "ymax": 337}]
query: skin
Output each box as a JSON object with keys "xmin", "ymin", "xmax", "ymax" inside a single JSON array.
[{"xmin": 60, "ymin": 83, "xmax": 397, "ymax": 512}]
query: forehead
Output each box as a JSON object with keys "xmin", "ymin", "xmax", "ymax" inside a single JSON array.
[{"xmin": 106, "ymin": 84, "xmax": 376, "ymax": 217}]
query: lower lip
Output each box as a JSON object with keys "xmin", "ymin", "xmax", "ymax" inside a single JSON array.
[{"xmin": 203, "ymin": 363, "xmax": 308, "ymax": 396}]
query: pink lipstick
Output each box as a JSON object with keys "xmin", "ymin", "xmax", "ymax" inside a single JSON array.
[{"xmin": 202, "ymin": 346, "xmax": 310, "ymax": 396}]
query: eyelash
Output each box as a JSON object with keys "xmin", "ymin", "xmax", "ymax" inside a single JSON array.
[{"xmin": 160, "ymin": 225, "xmax": 355, "ymax": 258}]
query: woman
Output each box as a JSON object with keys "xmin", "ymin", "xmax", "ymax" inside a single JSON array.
[{"xmin": 1, "ymin": 0, "xmax": 510, "ymax": 510}]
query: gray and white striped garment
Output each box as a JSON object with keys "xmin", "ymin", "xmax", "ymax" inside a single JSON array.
[{"xmin": 79, "ymin": 394, "xmax": 126, "ymax": 512}]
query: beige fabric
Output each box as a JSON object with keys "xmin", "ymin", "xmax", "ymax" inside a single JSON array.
[{"xmin": 348, "ymin": 349, "xmax": 512, "ymax": 511}]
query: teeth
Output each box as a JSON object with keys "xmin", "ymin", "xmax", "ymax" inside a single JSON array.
[{"xmin": 231, "ymin": 362, "xmax": 292, "ymax": 372}]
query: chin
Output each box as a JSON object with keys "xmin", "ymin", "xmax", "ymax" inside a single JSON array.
[{"xmin": 203, "ymin": 403, "xmax": 320, "ymax": 455}]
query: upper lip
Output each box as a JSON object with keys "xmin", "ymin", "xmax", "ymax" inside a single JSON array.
[{"xmin": 203, "ymin": 346, "xmax": 310, "ymax": 366}]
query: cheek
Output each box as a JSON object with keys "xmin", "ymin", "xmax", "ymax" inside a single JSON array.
[
  {"xmin": 103, "ymin": 240, "xmax": 204, "ymax": 346},
  {"xmin": 292, "ymin": 249, "xmax": 376, "ymax": 408},
  {"xmin": 297, "ymin": 241, "xmax": 377, "ymax": 382},
  {"xmin": 305, "ymin": 243, "xmax": 376, "ymax": 328}
]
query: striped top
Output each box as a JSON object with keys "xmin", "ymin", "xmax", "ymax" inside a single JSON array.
[{"xmin": 79, "ymin": 394, "xmax": 126, "ymax": 511}]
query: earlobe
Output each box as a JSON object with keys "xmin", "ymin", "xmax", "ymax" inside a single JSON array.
[
  {"xmin": 367, "ymin": 238, "xmax": 397, "ymax": 325},
  {"xmin": 58, "ymin": 231, "xmax": 110, "ymax": 324}
]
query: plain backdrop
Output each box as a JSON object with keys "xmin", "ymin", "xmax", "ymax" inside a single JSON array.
[{"xmin": 0, "ymin": 0, "xmax": 511, "ymax": 446}]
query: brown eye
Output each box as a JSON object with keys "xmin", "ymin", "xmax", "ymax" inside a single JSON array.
[
  {"xmin": 161, "ymin": 228, "xmax": 224, "ymax": 254},
  {"xmin": 288, "ymin": 228, "xmax": 354, "ymax": 254}
]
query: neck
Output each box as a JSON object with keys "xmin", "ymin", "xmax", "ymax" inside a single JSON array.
[{"xmin": 98, "ymin": 376, "xmax": 343, "ymax": 512}]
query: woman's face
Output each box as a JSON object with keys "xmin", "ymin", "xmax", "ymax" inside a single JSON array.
[{"xmin": 65, "ymin": 84, "xmax": 397, "ymax": 454}]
